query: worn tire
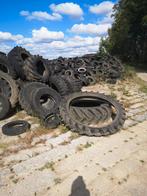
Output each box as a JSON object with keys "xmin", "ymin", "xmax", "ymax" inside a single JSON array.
[
  {"xmin": 24, "ymin": 55, "xmax": 50, "ymax": 82},
  {"xmin": 8, "ymin": 46, "xmax": 31, "ymax": 79},
  {"xmin": 2, "ymin": 120, "xmax": 30, "ymax": 136},
  {"xmin": 59, "ymin": 92, "xmax": 126, "ymax": 137},
  {"xmin": 0, "ymin": 71, "xmax": 19, "ymax": 108},
  {"xmin": 0, "ymin": 94, "xmax": 10, "ymax": 120},
  {"xmin": 19, "ymin": 82, "xmax": 48, "ymax": 115},
  {"xmin": 48, "ymin": 76, "xmax": 71, "ymax": 96},
  {"xmin": 0, "ymin": 52, "xmax": 16, "ymax": 78},
  {"xmin": 31, "ymin": 87, "xmax": 61, "ymax": 119}
]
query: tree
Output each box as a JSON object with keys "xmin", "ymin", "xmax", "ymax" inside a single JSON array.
[{"xmin": 99, "ymin": 0, "xmax": 147, "ymax": 66}]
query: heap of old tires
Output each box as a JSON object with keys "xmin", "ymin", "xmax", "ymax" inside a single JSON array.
[{"xmin": 0, "ymin": 46, "xmax": 125, "ymax": 136}]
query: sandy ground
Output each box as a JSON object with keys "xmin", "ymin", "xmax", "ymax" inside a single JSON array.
[
  {"xmin": 137, "ymin": 72, "xmax": 147, "ymax": 82},
  {"xmin": 0, "ymin": 79, "xmax": 147, "ymax": 196}
]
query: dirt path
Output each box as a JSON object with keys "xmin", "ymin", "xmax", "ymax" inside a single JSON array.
[
  {"xmin": 137, "ymin": 72, "xmax": 147, "ymax": 82},
  {"xmin": 0, "ymin": 80, "xmax": 147, "ymax": 196}
]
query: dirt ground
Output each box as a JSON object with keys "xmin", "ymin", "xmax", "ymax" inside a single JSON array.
[{"xmin": 0, "ymin": 77, "xmax": 147, "ymax": 196}]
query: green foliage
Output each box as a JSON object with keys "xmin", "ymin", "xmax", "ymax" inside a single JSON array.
[
  {"xmin": 123, "ymin": 64, "xmax": 136, "ymax": 79},
  {"xmin": 99, "ymin": 0, "xmax": 147, "ymax": 67}
]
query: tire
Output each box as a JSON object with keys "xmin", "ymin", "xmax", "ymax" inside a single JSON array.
[
  {"xmin": 0, "ymin": 94, "xmax": 10, "ymax": 120},
  {"xmin": 19, "ymin": 82, "xmax": 48, "ymax": 115},
  {"xmin": 24, "ymin": 55, "xmax": 50, "ymax": 82},
  {"xmin": 48, "ymin": 76, "xmax": 71, "ymax": 96},
  {"xmin": 0, "ymin": 79, "xmax": 11, "ymax": 98},
  {"xmin": 59, "ymin": 92, "xmax": 126, "ymax": 137},
  {"xmin": 0, "ymin": 52, "xmax": 16, "ymax": 78},
  {"xmin": 31, "ymin": 87, "xmax": 61, "ymax": 119},
  {"xmin": 70, "ymin": 104, "xmax": 111, "ymax": 124},
  {"xmin": 86, "ymin": 75, "xmax": 97, "ymax": 85},
  {"xmin": 0, "ymin": 71, "xmax": 19, "ymax": 108},
  {"xmin": 2, "ymin": 120, "xmax": 30, "ymax": 136},
  {"xmin": 64, "ymin": 77, "xmax": 82, "ymax": 93},
  {"xmin": 8, "ymin": 46, "xmax": 31, "ymax": 79},
  {"xmin": 43, "ymin": 113, "xmax": 61, "ymax": 129}
]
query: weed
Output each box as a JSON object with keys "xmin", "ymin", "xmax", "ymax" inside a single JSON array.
[
  {"xmin": 123, "ymin": 65, "xmax": 136, "ymax": 79},
  {"xmin": 83, "ymin": 142, "xmax": 93, "ymax": 148},
  {"xmin": 59, "ymin": 125, "xmax": 69, "ymax": 133},
  {"xmin": 54, "ymin": 178, "xmax": 62, "ymax": 184},
  {"xmin": 0, "ymin": 143, "xmax": 8, "ymax": 150},
  {"xmin": 39, "ymin": 161, "xmax": 55, "ymax": 171},
  {"xmin": 12, "ymin": 178, "xmax": 19, "ymax": 184},
  {"xmin": 60, "ymin": 140, "xmax": 71, "ymax": 146},
  {"xmin": 69, "ymin": 133, "xmax": 79, "ymax": 140}
]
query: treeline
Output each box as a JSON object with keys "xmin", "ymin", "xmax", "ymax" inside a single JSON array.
[{"xmin": 99, "ymin": 0, "xmax": 147, "ymax": 68}]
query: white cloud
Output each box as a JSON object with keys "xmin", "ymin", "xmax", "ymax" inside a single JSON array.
[
  {"xmin": 20, "ymin": 10, "xmax": 29, "ymax": 16},
  {"xmin": 50, "ymin": 3, "xmax": 83, "ymax": 19},
  {"xmin": 24, "ymin": 35, "xmax": 100, "ymax": 59},
  {"xmin": 20, "ymin": 10, "xmax": 62, "ymax": 21},
  {"xmin": 32, "ymin": 27, "xmax": 64, "ymax": 42},
  {"xmin": 0, "ymin": 31, "xmax": 23, "ymax": 42},
  {"xmin": 70, "ymin": 23, "xmax": 111, "ymax": 35},
  {"xmin": 89, "ymin": 1, "xmax": 114, "ymax": 15},
  {"xmin": 0, "ymin": 29, "xmax": 101, "ymax": 59}
]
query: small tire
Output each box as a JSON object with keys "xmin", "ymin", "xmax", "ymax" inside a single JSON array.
[{"xmin": 2, "ymin": 120, "xmax": 30, "ymax": 136}]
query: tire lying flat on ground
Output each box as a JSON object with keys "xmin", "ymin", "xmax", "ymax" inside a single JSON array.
[
  {"xmin": 0, "ymin": 94, "xmax": 10, "ymax": 120},
  {"xmin": 60, "ymin": 92, "xmax": 126, "ymax": 137},
  {"xmin": 0, "ymin": 70, "xmax": 19, "ymax": 108},
  {"xmin": 2, "ymin": 120, "xmax": 30, "ymax": 136}
]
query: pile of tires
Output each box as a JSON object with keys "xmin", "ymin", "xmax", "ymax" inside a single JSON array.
[{"xmin": 0, "ymin": 46, "xmax": 125, "ymax": 136}]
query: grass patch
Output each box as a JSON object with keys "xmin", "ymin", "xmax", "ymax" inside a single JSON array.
[
  {"xmin": 39, "ymin": 161, "xmax": 55, "ymax": 171},
  {"xmin": 60, "ymin": 140, "xmax": 71, "ymax": 146},
  {"xmin": 54, "ymin": 178, "xmax": 62, "ymax": 184},
  {"xmin": 0, "ymin": 143, "xmax": 9, "ymax": 150},
  {"xmin": 69, "ymin": 133, "xmax": 79, "ymax": 140},
  {"xmin": 123, "ymin": 64, "xmax": 137, "ymax": 79},
  {"xmin": 76, "ymin": 142, "xmax": 93, "ymax": 151},
  {"xmin": 110, "ymin": 91, "xmax": 117, "ymax": 99},
  {"xmin": 59, "ymin": 125, "xmax": 69, "ymax": 133}
]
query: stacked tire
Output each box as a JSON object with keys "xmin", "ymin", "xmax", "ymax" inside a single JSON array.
[{"xmin": 0, "ymin": 46, "xmax": 125, "ymax": 137}]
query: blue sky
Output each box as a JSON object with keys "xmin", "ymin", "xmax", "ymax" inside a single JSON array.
[{"xmin": 0, "ymin": 0, "xmax": 116, "ymax": 59}]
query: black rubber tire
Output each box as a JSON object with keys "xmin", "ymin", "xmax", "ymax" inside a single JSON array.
[
  {"xmin": 0, "ymin": 71, "xmax": 19, "ymax": 108},
  {"xmin": 86, "ymin": 75, "xmax": 97, "ymax": 85},
  {"xmin": 8, "ymin": 46, "xmax": 31, "ymax": 79},
  {"xmin": 19, "ymin": 82, "xmax": 48, "ymax": 115},
  {"xmin": 48, "ymin": 76, "xmax": 71, "ymax": 96},
  {"xmin": 59, "ymin": 92, "xmax": 126, "ymax": 137},
  {"xmin": 0, "ymin": 94, "xmax": 10, "ymax": 120},
  {"xmin": 64, "ymin": 78, "xmax": 82, "ymax": 93},
  {"xmin": 0, "ymin": 79, "xmax": 11, "ymax": 98},
  {"xmin": 24, "ymin": 55, "xmax": 50, "ymax": 82},
  {"xmin": 70, "ymin": 104, "xmax": 111, "ymax": 124},
  {"xmin": 43, "ymin": 113, "xmax": 61, "ymax": 129},
  {"xmin": 0, "ymin": 52, "xmax": 16, "ymax": 78},
  {"xmin": 31, "ymin": 87, "xmax": 61, "ymax": 119},
  {"xmin": 2, "ymin": 120, "xmax": 30, "ymax": 136}
]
